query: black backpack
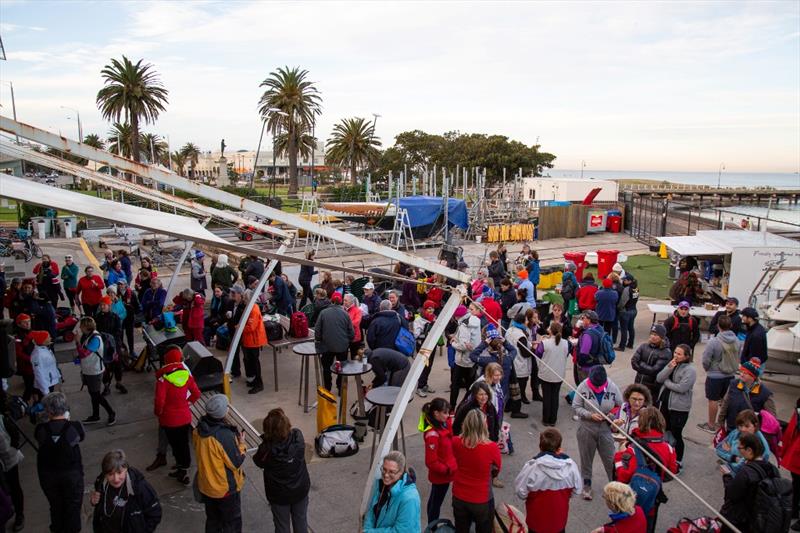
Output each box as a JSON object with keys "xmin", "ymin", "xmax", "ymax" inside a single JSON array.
[
  {"xmin": 750, "ymin": 462, "xmax": 792, "ymax": 533},
  {"xmin": 264, "ymin": 320, "xmax": 284, "ymax": 342},
  {"xmin": 96, "ymin": 332, "xmax": 117, "ymax": 364}
]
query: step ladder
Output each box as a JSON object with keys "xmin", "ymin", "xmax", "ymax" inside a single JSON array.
[
  {"xmin": 307, "ymin": 208, "xmax": 339, "ymax": 256},
  {"xmin": 390, "ymin": 208, "xmax": 416, "ymax": 251},
  {"xmin": 291, "ymin": 196, "xmax": 319, "ymax": 253}
]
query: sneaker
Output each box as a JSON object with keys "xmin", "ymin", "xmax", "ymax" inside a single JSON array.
[
  {"xmin": 510, "ymin": 412, "xmax": 529, "ymax": 419},
  {"xmin": 115, "ymin": 383, "xmax": 128, "ymax": 394},
  {"xmin": 248, "ymin": 384, "xmax": 264, "ymax": 394},
  {"xmin": 83, "ymin": 416, "xmax": 101, "ymax": 424},
  {"xmin": 582, "ymin": 487, "xmax": 593, "ymax": 500},
  {"xmin": 616, "ymin": 345, "xmax": 626, "ymax": 352},
  {"xmin": 572, "ymin": 415, "xmax": 580, "ymax": 421},
  {"xmin": 415, "ymin": 388, "xmax": 428, "ymax": 398},
  {"xmin": 107, "ymin": 414, "xmax": 117, "ymax": 427},
  {"xmin": 422, "ymin": 385, "xmax": 436, "ymax": 394},
  {"xmin": 697, "ymin": 422, "xmax": 716, "ymax": 434}
]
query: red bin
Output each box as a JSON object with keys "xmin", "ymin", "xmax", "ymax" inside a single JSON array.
[
  {"xmin": 563, "ymin": 251, "xmax": 588, "ymax": 280},
  {"xmin": 607, "ymin": 215, "xmax": 622, "ymax": 233},
  {"xmin": 597, "ymin": 249, "xmax": 620, "ymax": 279}
]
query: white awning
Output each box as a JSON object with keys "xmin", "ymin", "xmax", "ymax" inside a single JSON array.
[
  {"xmin": 657, "ymin": 235, "xmax": 732, "ymax": 256},
  {"xmin": 0, "ymin": 175, "xmax": 230, "ymax": 247}
]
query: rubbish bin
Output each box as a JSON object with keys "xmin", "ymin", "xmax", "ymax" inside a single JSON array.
[
  {"xmin": 597, "ymin": 249, "xmax": 620, "ymax": 279},
  {"xmin": 607, "ymin": 215, "xmax": 622, "ymax": 233},
  {"xmin": 36, "ymin": 221, "xmax": 46, "ymax": 240},
  {"xmin": 563, "ymin": 251, "xmax": 588, "ymax": 280},
  {"xmin": 537, "ymin": 266, "xmax": 554, "ymax": 290}
]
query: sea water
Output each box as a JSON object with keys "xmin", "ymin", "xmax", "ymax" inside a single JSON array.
[{"xmin": 547, "ymin": 169, "xmax": 800, "ymax": 190}]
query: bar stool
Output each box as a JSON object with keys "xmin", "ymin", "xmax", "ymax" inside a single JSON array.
[
  {"xmin": 293, "ymin": 342, "xmax": 321, "ymax": 413},
  {"xmin": 366, "ymin": 386, "xmax": 410, "ymax": 464},
  {"xmin": 330, "ymin": 361, "xmax": 372, "ymax": 424}
]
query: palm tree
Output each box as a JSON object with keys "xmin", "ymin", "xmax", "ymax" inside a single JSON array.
[
  {"xmin": 107, "ymin": 122, "xmax": 135, "ymax": 158},
  {"xmin": 96, "ymin": 55, "xmax": 169, "ymax": 164},
  {"xmin": 258, "ymin": 66, "xmax": 321, "ymax": 196},
  {"xmin": 325, "ymin": 117, "xmax": 382, "ymax": 185},
  {"xmin": 274, "ymin": 129, "xmax": 316, "ymax": 167},
  {"xmin": 180, "ymin": 142, "xmax": 200, "ymax": 179},
  {"xmin": 171, "ymin": 151, "xmax": 187, "ymax": 177},
  {"xmin": 83, "ymin": 133, "xmax": 106, "ymax": 150},
  {"xmin": 140, "ymin": 132, "xmax": 167, "ymax": 164}
]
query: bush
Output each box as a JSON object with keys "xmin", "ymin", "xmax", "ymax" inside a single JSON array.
[
  {"xmin": 319, "ymin": 183, "xmax": 367, "ymax": 202},
  {"xmin": 19, "ymin": 203, "xmax": 47, "ymax": 226}
]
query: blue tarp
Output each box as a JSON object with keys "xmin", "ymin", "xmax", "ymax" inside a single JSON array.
[{"xmin": 393, "ymin": 196, "xmax": 469, "ymax": 230}]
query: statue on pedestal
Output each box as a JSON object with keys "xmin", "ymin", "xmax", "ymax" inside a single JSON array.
[{"xmin": 220, "ymin": 139, "xmax": 226, "ymax": 158}]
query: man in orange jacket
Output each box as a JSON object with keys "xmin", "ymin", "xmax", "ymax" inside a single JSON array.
[{"xmin": 242, "ymin": 298, "xmax": 267, "ymax": 394}]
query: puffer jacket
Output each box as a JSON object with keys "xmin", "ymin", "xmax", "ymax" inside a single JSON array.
[
  {"xmin": 193, "ymin": 416, "xmax": 246, "ymax": 499},
  {"xmin": 363, "ymin": 469, "xmax": 421, "ymax": 533},
  {"xmin": 252, "ymin": 428, "xmax": 310, "ymax": 505},
  {"xmin": 721, "ymin": 459, "xmax": 781, "ymax": 533},
  {"xmin": 241, "ymin": 305, "xmax": 267, "ymax": 348},
  {"xmin": 656, "ymin": 361, "xmax": 696, "ymax": 412},
  {"xmin": 630, "ymin": 339, "xmax": 671, "ymax": 396},
  {"xmin": 154, "ymin": 363, "xmax": 201, "ymax": 428},
  {"xmin": 421, "ymin": 420, "xmax": 457, "ymax": 485},
  {"xmin": 450, "ymin": 316, "xmax": 476, "ymax": 369},
  {"xmin": 514, "ymin": 451, "xmax": 582, "ymax": 533}
]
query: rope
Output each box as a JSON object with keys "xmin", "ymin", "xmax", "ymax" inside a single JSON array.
[{"xmin": 462, "ymin": 292, "xmax": 742, "ymax": 533}]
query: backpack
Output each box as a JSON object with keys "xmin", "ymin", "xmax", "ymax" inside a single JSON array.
[
  {"xmin": 667, "ymin": 516, "xmax": 722, "ymax": 533},
  {"xmin": 94, "ymin": 332, "xmax": 116, "ymax": 364},
  {"xmin": 264, "ymin": 320, "xmax": 284, "ymax": 342},
  {"xmin": 670, "ymin": 316, "xmax": 696, "ymax": 332},
  {"xmin": 585, "ymin": 327, "xmax": 616, "ymax": 365},
  {"xmin": 394, "ymin": 315, "xmax": 416, "ymax": 357},
  {"xmin": 718, "ymin": 340, "xmax": 740, "ymax": 375},
  {"xmin": 289, "ymin": 312, "xmax": 309, "ymax": 338},
  {"xmin": 314, "ymin": 424, "xmax": 359, "ymax": 458},
  {"xmin": 424, "ymin": 519, "xmax": 456, "ymax": 533},
  {"xmin": 758, "ymin": 410, "xmax": 783, "ymax": 460},
  {"xmin": 628, "ymin": 443, "xmax": 663, "ymax": 514},
  {"xmin": 750, "ymin": 462, "xmax": 792, "ymax": 533}
]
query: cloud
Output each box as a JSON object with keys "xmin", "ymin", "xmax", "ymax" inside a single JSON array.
[{"xmin": 0, "ymin": 22, "xmax": 45, "ymax": 32}]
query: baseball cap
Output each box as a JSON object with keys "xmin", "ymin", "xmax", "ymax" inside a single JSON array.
[
  {"xmin": 725, "ymin": 297, "xmax": 739, "ymax": 305},
  {"xmin": 678, "ymin": 301, "xmax": 690, "ymax": 309}
]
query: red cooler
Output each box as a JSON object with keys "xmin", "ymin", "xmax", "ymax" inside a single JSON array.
[
  {"xmin": 607, "ymin": 215, "xmax": 622, "ymax": 233},
  {"xmin": 597, "ymin": 249, "xmax": 620, "ymax": 279},
  {"xmin": 563, "ymin": 251, "xmax": 588, "ymax": 280}
]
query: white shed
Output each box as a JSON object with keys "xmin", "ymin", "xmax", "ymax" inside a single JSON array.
[{"xmin": 522, "ymin": 177, "xmax": 619, "ymax": 203}]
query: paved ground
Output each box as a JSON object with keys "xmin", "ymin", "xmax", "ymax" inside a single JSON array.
[{"xmin": 6, "ymin": 234, "xmax": 797, "ymax": 532}]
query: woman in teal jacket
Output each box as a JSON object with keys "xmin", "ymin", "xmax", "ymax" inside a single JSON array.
[
  {"xmin": 364, "ymin": 451, "xmax": 421, "ymax": 533},
  {"xmin": 60, "ymin": 254, "xmax": 80, "ymax": 311}
]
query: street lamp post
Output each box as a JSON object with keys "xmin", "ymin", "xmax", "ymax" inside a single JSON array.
[
  {"xmin": 2, "ymin": 81, "xmax": 19, "ymax": 143},
  {"xmin": 717, "ymin": 162, "xmax": 726, "ymax": 189},
  {"xmin": 580, "ymin": 160, "xmax": 587, "ymax": 179},
  {"xmin": 60, "ymin": 105, "xmax": 82, "ymax": 142}
]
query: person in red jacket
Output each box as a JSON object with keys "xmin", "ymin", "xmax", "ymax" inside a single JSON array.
[
  {"xmin": 576, "ymin": 273, "xmax": 599, "ymax": 311},
  {"xmin": 479, "ymin": 287, "xmax": 503, "ymax": 328},
  {"xmin": 419, "ymin": 398, "xmax": 457, "ymax": 524},
  {"xmin": 592, "ymin": 481, "xmax": 647, "ymax": 533},
  {"xmin": 185, "ymin": 292, "xmax": 206, "ymax": 344},
  {"xmin": 613, "ymin": 407, "xmax": 678, "ymax": 533},
  {"xmin": 154, "ymin": 346, "xmax": 201, "ymax": 485},
  {"xmin": 13, "ymin": 313, "xmax": 34, "ymax": 401},
  {"xmin": 242, "ymin": 297, "xmax": 267, "ymax": 394},
  {"xmin": 781, "ymin": 397, "xmax": 800, "ymax": 531},
  {"xmin": 75, "ymin": 265, "xmax": 105, "ymax": 316},
  {"xmin": 452, "ymin": 409, "xmax": 501, "ymax": 533},
  {"xmin": 514, "ymin": 428, "xmax": 582, "ymax": 533}
]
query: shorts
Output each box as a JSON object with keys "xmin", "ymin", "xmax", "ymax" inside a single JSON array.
[{"xmin": 705, "ymin": 376, "xmax": 733, "ymax": 401}]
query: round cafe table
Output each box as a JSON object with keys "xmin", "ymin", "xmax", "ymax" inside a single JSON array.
[
  {"xmin": 366, "ymin": 386, "xmax": 411, "ymax": 464},
  {"xmin": 330, "ymin": 361, "xmax": 372, "ymax": 424},
  {"xmin": 293, "ymin": 342, "xmax": 321, "ymax": 414}
]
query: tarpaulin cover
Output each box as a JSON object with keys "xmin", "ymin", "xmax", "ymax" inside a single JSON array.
[{"xmin": 394, "ymin": 196, "xmax": 469, "ymax": 230}]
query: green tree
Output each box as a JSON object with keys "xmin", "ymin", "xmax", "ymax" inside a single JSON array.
[
  {"xmin": 171, "ymin": 151, "xmax": 187, "ymax": 177},
  {"xmin": 96, "ymin": 55, "xmax": 169, "ymax": 164},
  {"xmin": 325, "ymin": 117, "xmax": 382, "ymax": 185},
  {"xmin": 258, "ymin": 66, "xmax": 321, "ymax": 196},
  {"xmin": 107, "ymin": 122, "xmax": 135, "ymax": 158},
  {"xmin": 83, "ymin": 133, "xmax": 106, "ymax": 150},
  {"xmin": 180, "ymin": 142, "xmax": 200, "ymax": 178},
  {"xmin": 140, "ymin": 132, "xmax": 167, "ymax": 164}
]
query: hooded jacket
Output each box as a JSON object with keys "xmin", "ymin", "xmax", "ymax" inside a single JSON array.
[
  {"xmin": 154, "ymin": 363, "xmax": 201, "ymax": 428},
  {"xmin": 421, "ymin": 419, "xmax": 457, "ymax": 485},
  {"xmin": 193, "ymin": 415, "xmax": 246, "ymax": 499},
  {"xmin": 92, "ymin": 467, "xmax": 162, "ymax": 533},
  {"xmin": 656, "ymin": 361, "xmax": 697, "ymax": 412},
  {"xmin": 507, "ymin": 321, "xmax": 532, "ymax": 379},
  {"xmin": 715, "ymin": 429, "xmax": 771, "ymax": 474},
  {"xmin": 721, "ymin": 459, "xmax": 781, "ymax": 533},
  {"xmin": 252, "ymin": 428, "xmax": 310, "ymax": 505},
  {"xmin": 702, "ymin": 330, "xmax": 741, "ymax": 378},
  {"xmin": 488, "ymin": 259, "xmax": 506, "ymax": 287},
  {"xmin": 631, "ymin": 339, "xmax": 671, "ymax": 393},
  {"xmin": 363, "ymin": 469, "xmax": 421, "ymax": 533},
  {"xmin": 0, "ymin": 417, "xmax": 23, "ymax": 473},
  {"xmin": 450, "ymin": 316, "xmax": 477, "ymax": 369},
  {"xmin": 32, "ymin": 344, "xmax": 60, "ymax": 393},
  {"xmin": 573, "ymin": 378, "xmax": 622, "ymax": 429},
  {"xmin": 664, "ymin": 311, "xmax": 700, "ymax": 349},
  {"xmin": 366, "ymin": 310, "xmax": 403, "ymax": 351},
  {"xmin": 271, "ymin": 275, "xmax": 293, "ymax": 315},
  {"xmin": 561, "ymin": 271, "xmax": 579, "ymax": 304},
  {"xmin": 514, "ymin": 451, "xmax": 582, "ymax": 533},
  {"xmin": 210, "ymin": 264, "xmax": 238, "ymax": 291},
  {"xmin": 617, "ymin": 280, "xmax": 639, "ymax": 312}
]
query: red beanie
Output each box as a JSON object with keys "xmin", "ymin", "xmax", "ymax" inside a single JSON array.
[
  {"xmin": 30, "ymin": 330, "xmax": 50, "ymax": 345},
  {"xmin": 331, "ymin": 292, "xmax": 343, "ymax": 304},
  {"xmin": 602, "ymin": 278, "xmax": 613, "ymax": 288},
  {"xmin": 101, "ymin": 295, "xmax": 112, "ymax": 305},
  {"xmin": 164, "ymin": 347, "xmax": 183, "ymax": 365},
  {"xmin": 15, "ymin": 313, "xmax": 31, "ymax": 326}
]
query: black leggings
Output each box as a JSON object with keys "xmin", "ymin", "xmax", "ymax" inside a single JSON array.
[
  {"xmin": 541, "ymin": 381, "xmax": 562, "ymax": 425},
  {"xmin": 665, "ymin": 409, "xmax": 689, "ymax": 461},
  {"xmin": 427, "ymin": 482, "xmax": 449, "ymax": 524},
  {"xmin": 89, "ymin": 390, "xmax": 114, "ymax": 418},
  {"xmin": 450, "ymin": 366, "xmax": 475, "ymax": 408},
  {"xmin": 3, "ymin": 464, "xmax": 23, "ymax": 518},
  {"xmin": 320, "ymin": 351, "xmax": 348, "ymax": 392},
  {"xmin": 122, "ymin": 318, "xmax": 135, "ymax": 357},
  {"xmin": 163, "ymin": 425, "xmax": 191, "ymax": 470},
  {"xmin": 792, "ymin": 472, "xmax": 800, "ymax": 519}
]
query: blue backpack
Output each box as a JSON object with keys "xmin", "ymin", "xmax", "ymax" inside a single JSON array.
[
  {"xmin": 394, "ymin": 315, "xmax": 416, "ymax": 356},
  {"xmin": 586, "ymin": 327, "xmax": 616, "ymax": 365},
  {"xmin": 629, "ymin": 443, "xmax": 662, "ymax": 514}
]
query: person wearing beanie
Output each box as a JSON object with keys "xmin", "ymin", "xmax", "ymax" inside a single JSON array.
[
  {"xmin": 630, "ymin": 324, "xmax": 673, "ymax": 401},
  {"xmin": 449, "ymin": 304, "xmax": 479, "ymax": 408},
  {"xmin": 470, "ymin": 325, "xmax": 521, "ymax": 424},
  {"xmin": 611, "ymin": 263, "xmax": 625, "ymax": 277},
  {"xmin": 595, "ymin": 278, "xmax": 619, "ymax": 337},
  {"xmin": 663, "ymin": 301, "xmax": 700, "ymax": 352},
  {"xmin": 573, "ymin": 365, "xmax": 622, "ymax": 500},
  {"xmin": 154, "ymin": 346, "xmax": 200, "ymax": 485},
  {"xmin": 30, "ymin": 331, "xmax": 60, "ymax": 399},
  {"xmin": 193, "ymin": 393, "xmax": 246, "ymax": 532},
  {"xmin": 517, "ymin": 270, "xmax": 536, "ymax": 307},
  {"xmin": 190, "ymin": 251, "xmax": 208, "ymax": 297},
  {"xmin": 13, "ymin": 313, "xmax": 35, "ymax": 401},
  {"xmin": 718, "ymin": 358, "xmax": 776, "ymax": 431},
  {"xmin": 740, "ymin": 307, "xmax": 768, "ymax": 365},
  {"xmin": 94, "ymin": 295, "xmax": 126, "ymax": 396}
]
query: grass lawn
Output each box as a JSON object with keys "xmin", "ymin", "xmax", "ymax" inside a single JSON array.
[
  {"xmin": 0, "ymin": 208, "xmax": 18, "ymax": 223},
  {"xmin": 580, "ymin": 253, "xmax": 671, "ymax": 300}
]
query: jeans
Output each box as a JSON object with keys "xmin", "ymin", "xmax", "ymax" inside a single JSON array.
[
  {"xmin": 270, "ymin": 495, "xmax": 309, "ymax": 533},
  {"xmin": 453, "ymin": 496, "xmax": 492, "ymax": 533},
  {"xmin": 204, "ymin": 492, "xmax": 242, "ymax": 533},
  {"xmin": 39, "ymin": 470, "xmax": 83, "ymax": 533},
  {"xmin": 164, "ymin": 424, "xmax": 192, "ymax": 469},
  {"xmin": 242, "ymin": 346, "xmax": 262, "ymax": 386},
  {"xmin": 601, "ymin": 320, "xmax": 615, "ymax": 338},
  {"xmin": 320, "ymin": 351, "xmax": 348, "ymax": 391},
  {"xmin": 427, "ymin": 482, "xmax": 450, "ymax": 524},
  {"xmin": 618, "ymin": 309, "xmax": 637, "ymax": 348},
  {"xmin": 541, "ymin": 381, "xmax": 562, "ymax": 425}
]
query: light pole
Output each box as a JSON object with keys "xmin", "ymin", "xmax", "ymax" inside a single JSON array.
[
  {"xmin": 266, "ymin": 109, "xmax": 288, "ymax": 182},
  {"xmin": 252, "ymin": 107, "xmax": 283, "ymax": 190},
  {"xmin": 310, "ymin": 118, "xmax": 316, "ymax": 189},
  {"xmin": 580, "ymin": 160, "xmax": 587, "ymax": 179},
  {"xmin": 60, "ymin": 105, "xmax": 82, "ymax": 142},
  {"xmin": 1, "ymin": 81, "xmax": 19, "ymax": 143},
  {"xmin": 717, "ymin": 162, "xmax": 726, "ymax": 189}
]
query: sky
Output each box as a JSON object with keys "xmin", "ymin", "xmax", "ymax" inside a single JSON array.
[{"xmin": 0, "ymin": 0, "xmax": 798, "ymax": 173}]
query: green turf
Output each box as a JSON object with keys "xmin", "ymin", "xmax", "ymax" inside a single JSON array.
[{"xmin": 621, "ymin": 254, "xmax": 671, "ymax": 299}]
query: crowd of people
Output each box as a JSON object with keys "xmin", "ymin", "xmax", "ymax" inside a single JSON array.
[{"xmin": 0, "ymin": 241, "xmax": 795, "ymax": 533}]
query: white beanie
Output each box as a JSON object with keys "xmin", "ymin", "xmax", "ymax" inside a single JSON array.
[{"xmin": 612, "ymin": 263, "xmax": 623, "ymax": 272}]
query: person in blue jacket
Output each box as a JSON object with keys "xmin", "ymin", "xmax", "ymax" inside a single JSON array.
[
  {"xmin": 716, "ymin": 409, "xmax": 771, "ymax": 474},
  {"xmin": 595, "ymin": 278, "xmax": 620, "ymax": 336},
  {"xmin": 269, "ymin": 271, "xmax": 294, "ymax": 316},
  {"xmin": 469, "ymin": 325, "xmax": 517, "ymax": 405},
  {"xmin": 141, "ymin": 278, "xmax": 167, "ymax": 322},
  {"xmin": 364, "ymin": 451, "xmax": 421, "ymax": 533},
  {"xmin": 525, "ymin": 250, "xmax": 541, "ymax": 290}
]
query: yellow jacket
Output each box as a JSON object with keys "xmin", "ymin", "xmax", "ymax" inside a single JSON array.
[{"xmin": 193, "ymin": 415, "xmax": 246, "ymax": 499}]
